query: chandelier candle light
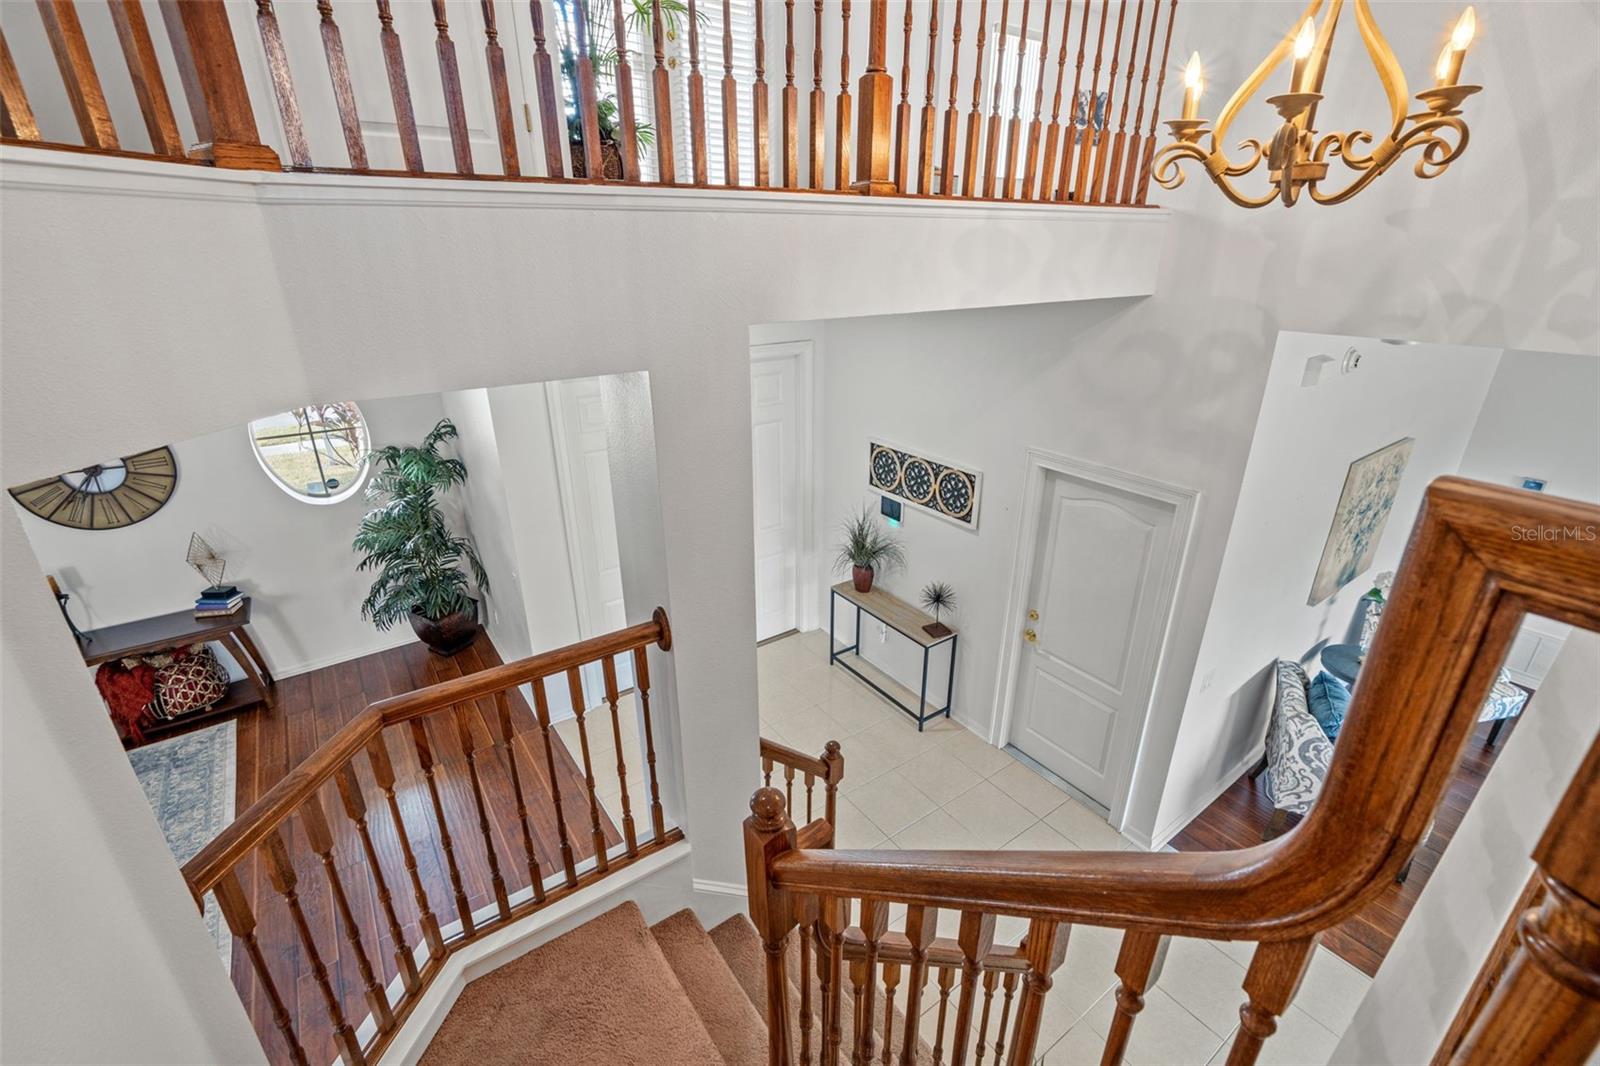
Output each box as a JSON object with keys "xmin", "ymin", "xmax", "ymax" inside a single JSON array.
[{"xmin": 1153, "ymin": 1, "xmax": 1480, "ymax": 208}]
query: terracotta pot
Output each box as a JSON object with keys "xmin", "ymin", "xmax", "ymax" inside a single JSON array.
[
  {"xmin": 410, "ymin": 599, "xmax": 479, "ymax": 656},
  {"xmin": 852, "ymin": 565, "xmax": 875, "ymax": 593}
]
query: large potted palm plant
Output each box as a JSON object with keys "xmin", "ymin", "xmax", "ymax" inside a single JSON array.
[{"xmin": 353, "ymin": 419, "xmax": 489, "ymax": 656}]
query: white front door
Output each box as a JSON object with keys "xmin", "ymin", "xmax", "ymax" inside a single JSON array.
[
  {"xmin": 750, "ymin": 353, "xmax": 801, "ymax": 642},
  {"xmin": 1010, "ymin": 472, "xmax": 1177, "ymax": 810}
]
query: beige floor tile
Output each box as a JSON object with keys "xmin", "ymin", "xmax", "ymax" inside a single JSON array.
[
  {"xmin": 848, "ymin": 770, "xmax": 943, "ymax": 836},
  {"xmin": 776, "ymin": 704, "xmax": 854, "ymax": 754},
  {"xmin": 836, "ymin": 735, "xmax": 907, "ymax": 791},
  {"xmin": 942, "ymin": 728, "xmax": 1016, "ymax": 777},
  {"xmin": 1292, "ymin": 947, "xmax": 1371, "ymax": 1034},
  {"xmin": 1042, "ymin": 1005, "xmax": 1136, "ymax": 1066},
  {"xmin": 942, "ymin": 780, "xmax": 1039, "ymax": 849},
  {"xmin": 833, "ymin": 793, "xmax": 888, "ymax": 849},
  {"xmin": 854, "ymin": 717, "xmax": 939, "ymax": 766},
  {"xmin": 1206, "ymin": 939, "xmax": 1258, "ymax": 968},
  {"xmin": 1043, "ymin": 798, "xmax": 1128, "ymax": 851},
  {"xmin": 896, "ymin": 744, "xmax": 986, "ymax": 805},
  {"xmin": 1152, "ymin": 937, "xmax": 1248, "ymax": 1038},
  {"xmin": 1085, "ymin": 987, "xmax": 1227, "ymax": 1066},
  {"xmin": 1001, "ymin": 819, "xmax": 1080, "ymax": 851},
  {"xmin": 1033, "ymin": 924, "xmax": 1121, "ymax": 1050},
  {"xmin": 893, "ymin": 808, "xmax": 984, "ymax": 850},
  {"xmin": 989, "ymin": 759, "xmax": 1073, "ymax": 817}
]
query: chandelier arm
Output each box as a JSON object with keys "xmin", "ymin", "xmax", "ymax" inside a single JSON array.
[
  {"xmin": 1353, "ymin": 0, "xmax": 1409, "ymax": 141},
  {"xmin": 1306, "ymin": 116, "xmax": 1467, "ymax": 205},
  {"xmin": 1220, "ymin": 139, "xmax": 1267, "ymax": 178},
  {"xmin": 1314, "ymin": 129, "xmax": 1378, "ymax": 169},
  {"xmin": 1210, "ymin": 0, "xmax": 1325, "ymax": 150}
]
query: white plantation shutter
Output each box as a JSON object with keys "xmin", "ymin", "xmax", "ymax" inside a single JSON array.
[{"xmin": 987, "ymin": 23, "xmax": 1047, "ymax": 125}]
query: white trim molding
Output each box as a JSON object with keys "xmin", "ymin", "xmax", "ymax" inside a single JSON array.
[{"xmin": 989, "ymin": 448, "xmax": 1200, "ymax": 834}]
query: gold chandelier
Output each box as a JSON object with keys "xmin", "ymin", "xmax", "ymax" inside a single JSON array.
[{"xmin": 1152, "ymin": 0, "xmax": 1480, "ymax": 208}]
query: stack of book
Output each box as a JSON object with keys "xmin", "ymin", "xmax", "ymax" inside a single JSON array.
[{"xmin": 194, "ymin": 586, "xmax": 243, "ymax": 618}]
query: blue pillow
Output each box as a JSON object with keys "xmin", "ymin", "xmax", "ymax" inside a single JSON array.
[{"xmin": 1307, "ymin": 670, "xmax": 1351, "ymax": 741}]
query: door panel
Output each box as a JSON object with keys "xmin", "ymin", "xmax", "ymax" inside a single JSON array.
[{"xmin": 750, "ymin": 356, "xmax": 799, "ymax": 642}]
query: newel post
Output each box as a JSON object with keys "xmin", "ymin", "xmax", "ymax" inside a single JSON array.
[
  {"xmin": 852, "ymin": 0, "xmax": 894, "ymax": 194},
  {"xmin": 159, "ymin": 0, "xmax": 281, "ymax": 169},
  {"xmin": 822, "ymin": 739, "xmax": 844, "ymax": 830},
  {"xmin": 747, "ymin": 787, "xmax": 799, "ymax": 1065}
]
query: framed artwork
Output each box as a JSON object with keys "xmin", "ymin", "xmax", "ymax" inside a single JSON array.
[
  {"xmin": 868, "ymin": 440, "xmax": 982, "ymax": 530},
  {"xmin": 1308, "ymin": 437, "xmax": 1414, "ymax": 605}
]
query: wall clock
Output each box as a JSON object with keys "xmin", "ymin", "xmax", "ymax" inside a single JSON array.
[{"xmin": 8, "ymin": 447, "xmax": 178, "ymax": 530}]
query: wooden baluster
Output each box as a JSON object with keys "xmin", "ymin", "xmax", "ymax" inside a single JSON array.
[
  {"xmin": 1070, "ymin": 0, "xmax": 1110, "ymax": 200},
  {"xmin": 1118, "ymin": 0, "xmax": 1158, "ymax": 202},
  {"xmin": 160, "ymin": 0, "xmax": 282, "ymax": 168},
  {"xmin": 784, "ymin": 763, "xmax": 797, "ymax": 812},
  {"xmin": 482, "ymin": 0, "xmax": 522, "ymax": 175},
  {"xmin": 805, "ymin": 770, "xmax": 816, "ymax": 822},
  {"xmin": 571, "ymin": 0, "xmax": 604, "ymax": 178},
  {"xmin": 335, "ymin": 762, "xmax": 420, "ymax": 995},
  {"xmin": 1017, "ymin": 0, "xmax": 1054, "ymax": 197},
  {"xmin": 938, "ymin": 0, "xmax": 963, "ymax": 194},
  {"xmin": 1008, "ymin": 918, "xmax": 1066, "ymax": 1066},
  {"xmin": 453, "ymin": 699, "xmax": 512, "ymax": 919},
  {"xmin": 892, "ymin": 1, "xmax": 913, "ymax": 192},
  {"xmin": 366, "ymin": 735, "xmax": 445, "ymax": 958},
  {"xmin": 1007, "ymin": 0, "xmax": 1039, "ymax": 198},
  {"xmin": 764, "ymin": 753, "xmax": 776, "ymax": 787},
  {"xmin": 0, "ymin": 30, "xmax": 40, "ymax": 141},
  {"xmin": 1053, "ymin": 0, "xmax": 1091, "ymax": 199},
  {"xmin": 720, "ymin": 0, "xmax": 740, "ymax": 184},
  {"xmin": 645, "ymin": 0, "xmax": 675, "ymax": 182},
  {"xmin": 973, "ymin": 970, "xmax": 997, "ymax": 1064},
  {"xmin": 108, "ymin": 0, "xmax": 182, "ymax": 155},
  {"xmin": 300, "ymin": 793, "xmax": 394, "ymax": 1032},
  {"xmin": 606, "ymin": 0, "xmax": 640, "ymax": 180},
  {"xmin": 430, "ymin": 0, "xmax": 474, "ymax": 173},
  {"xmin": 809, "ymin": 0, "xmax": 825, "ymax": 189},
  {"xmin": 601, "ymin": 656, "xmax": 638, "ymax": 855},
  {"xmin": 530, "ymin": 0, "xmax": 567, "ymax": 177},
  {"xmin": 316, "ymin": 1, "xmax": 368, "ymax": 169},
  {"xmin": 1102, "ymin": 0, "xmax": 1143, "ymax": 201},
  {"xmin": 531, "ymin": 677, "xmax": 579, "ymax": 885},
  {"xmin": 1134, "ymin": 0, "xmax": 1176, "ymax": 205},
  {"xmin": 849, "ymin": 958, "xmax": 870, "ymax": 1059},
  {"xmin": 37, "ymin": 0, "xmax": 117, "ymax": 149},
  {"xmin": 931, "ymin": 966, "xmax": 957, "ymax": 1065},
  {"xmin": 251, "ymin": 2, "xmax": 309, "ymax": 168},
  {"xmin": 754, "ymin": 0, "xmax": 770, "ymax": 185},
  {"xmin": 852, "ymin": 0, "xmax": 893, "ymax": 194},
  {"xmin": 1226, "ymin": 938, "xmax": 1315, "ymax": 1066},
  {"xmin": 915, "ymin": 0, "xmax": 939, "ymax": 193},
  {"xmin": 410, "ymin": 718, "xmax": 474, "ymax": 934},
  {"xmin": 818, "ymin": 895, "xmax": 848, "ymax": 1066},
  {"xmin": 782, "ymin": 0, "xmax": 798, "ymax": 187},
  {"xmin": 951, "ymin": 911, "xmax": 995, "ymax": 1065},
  {"xmin": 834, "ymin": 0, "xmax": 852, "ymax": 189},
  {"xmin": 746, "ymin": 788, "xmax": 798, "ymax": 1066},
  {"xmin": 493, "ymin": 690, "xmax": 546, "ymax": 899},
  {"xmin": 880, "ymin": 961, "xmax": 901, "ymax": 1064},
  {"xmin": 376, "ymin": 1, "xmax": 424, "ymax": 172},
  {"xmin": 684, "ymin": 0, "xmax": 708, "ymax": 183},
  {"xmin": 823, "ymin": 740, "xmax": 843, "ymax": 829},
  {"xmin": 799, "ymin": 908, "xmax": 815, "ymax": 1065},
  {"xmin": 213, "ymin": 870, "xmax": 310, "ymax": 1066},
  {"xmin": 960, "ymin": 0, "xmax": 989, "ymax": 196},
  {"xmin": 992, "ymin": 973, "xmax": 1018, "ymax": 1064},
  {"xmin": 980, "ymin": 0, "xmax": 1009, "ymax": 197},
  {"xmin": 1038, "ymin": 0, "xmax": 1072, "ymax": 199},
  {"xmin": 856, "ymin": 898, "xmax": 889, "ymax": 1062},
  {"xmin": 1101, "ymin": 931, "xmax": 1163, "ymax": 1066},
  {"xmin": 1088, "ymin": 0, "xmax": 1127, "ymax": 201},
  {"xmin": 899, "ymin": 905, "xmax": 936, "ymax": 1066},
  {"xmin": 633, "ymin": 644, "xmax": 668, "ymax": 841},
  {"xmin": 264, "ymin": 829, "xmax": 365, "ymax": 1065}
]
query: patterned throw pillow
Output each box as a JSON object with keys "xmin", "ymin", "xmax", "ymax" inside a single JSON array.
[
  {"xmin": 154, "ymin": 646, "xmax": 230, "ymax": 718},
  {"xmin": 1263, "ymin": 660, "xmax": 1334, "ymax": 816}
]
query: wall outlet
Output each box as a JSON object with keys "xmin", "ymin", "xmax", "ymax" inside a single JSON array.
[
  {"xmin": 877, "ymin": 621, "xmax": 888, "ymax": 643},
  {"xmin": 1199, "ymin": 668, "xmax": 1215, "ymax": 693}
]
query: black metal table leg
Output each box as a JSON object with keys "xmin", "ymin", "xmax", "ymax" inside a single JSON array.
[
  {"xmin": 918, "ymin": 646, "xmax": 930, "ymax": 731},
  {"xmin": 944, "ymin": 634, "xmax": 957, "ymax": 719}
]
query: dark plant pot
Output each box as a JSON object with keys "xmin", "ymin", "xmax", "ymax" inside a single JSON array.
[
  {"xmin": 570, "ymin": 139, "xmax": 625, "ymax": 180},
  {"xmin": 923, "ymin": 621, "xmax": 953, "ymax": 638},
  {"xmin": 852, "ymin": 565, "xmax": 875, "ymax": 593},
  {"xmin": 410, "ymin": 599, "xmax": 479, "ymax": 656}
]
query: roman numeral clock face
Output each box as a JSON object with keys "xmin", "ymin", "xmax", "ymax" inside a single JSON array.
[{"xmin": 8, "ymin": 447, "xmax": 177, "ymax": 530}]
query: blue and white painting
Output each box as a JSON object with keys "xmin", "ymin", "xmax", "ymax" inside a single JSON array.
[{"xmin": 1308, "ymin": 438, "xmax": 1414, "ymax": 605}]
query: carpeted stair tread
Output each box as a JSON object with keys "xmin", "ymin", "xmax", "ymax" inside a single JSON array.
[
  {"xmin": 651, "ymin": 909, "xmax": 769, "ymax": 1066},
  {"xmin": 419, "ymin": 901, "xmax": 726, "ymax": 1066},
  {"xmin": 709, "ymin": 913, "xmax": 771, "ymax": 1017}
]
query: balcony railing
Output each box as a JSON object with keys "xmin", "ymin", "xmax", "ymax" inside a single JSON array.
[{"xmin": 0, "ymin": 0, "xmax": 1179, "ymax": 207}]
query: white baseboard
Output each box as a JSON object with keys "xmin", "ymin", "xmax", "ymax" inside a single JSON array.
[
  {"xmin": 1148, "ymin": 746, "xmax": 1266, "ymax": 851},
  {"xmin": 690, "ymin": 878, "xmax": 750, "ymax": 928}
]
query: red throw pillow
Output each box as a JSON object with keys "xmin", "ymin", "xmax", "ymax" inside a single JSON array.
[{"xmin": 155, "ymin": 647, "xmax": 230, "ymax": 717}]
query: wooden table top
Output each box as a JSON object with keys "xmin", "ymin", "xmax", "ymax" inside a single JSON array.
[
  {"xmin": 831, "ymin": 582, "xmax": 956, "ymax": 647},
  {"xmin": 76, "ymin": 597, "xmax": 254, "ymax": 667}
]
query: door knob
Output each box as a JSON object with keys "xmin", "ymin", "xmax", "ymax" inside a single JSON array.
[
  {"xmin": 1024, "ymin": 629, "xmax": 1038, "ymax": 643},
  {"xmin": 1027, "ymin": 609, "xmax": 1039, "ymax": 621}
]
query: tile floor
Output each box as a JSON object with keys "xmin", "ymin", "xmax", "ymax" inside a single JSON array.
[{"xmin": 758, "ymin": 630, "xmax": 1373, "ymax": 1065}]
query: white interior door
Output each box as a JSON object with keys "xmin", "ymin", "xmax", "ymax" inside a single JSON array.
[
  {"xmin": 1010, "ymin": 472, "xmax": 1177, "ymax": 810},
  {"xmin": 750, "ymin": 353, "xmax": 801, "ymax": 642}
]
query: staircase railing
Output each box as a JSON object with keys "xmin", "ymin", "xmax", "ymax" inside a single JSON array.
[
  {"xmin": 745, "ymin": 478, "xmax": 1600, "ymax": 1066},
  {"xmin": 183, "ymin": 608, "xmax": 679, "ymax": 1066},
  {"xmin": 1, "ymin": 0, "xmax": 1178, "ymax": 207}
]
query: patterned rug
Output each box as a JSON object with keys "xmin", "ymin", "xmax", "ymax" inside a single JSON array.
[{"xmin": 128, "ymin": 719, "xmax": 236, "ymax": 971}]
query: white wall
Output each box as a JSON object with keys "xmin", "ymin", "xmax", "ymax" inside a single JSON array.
[
  {"xmin": 1458, "ymin": 349, "xmax": 1600, "ymax": 503},
  {"xmin": 13, "ymin": 391, "xmax": 448, "ymax": 680}
]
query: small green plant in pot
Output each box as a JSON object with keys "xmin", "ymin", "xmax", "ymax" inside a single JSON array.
[
  {"xmin": 353, "ymin": 419, "xmax": 490, "ymax": 656},
  {"xmin": 835, "ymin": 507, "xmax": 905, "ymax": 593}
]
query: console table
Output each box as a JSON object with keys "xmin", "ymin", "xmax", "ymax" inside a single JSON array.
[
  {"xmin": 828, "ymin": 582, "xmax": 957, "ymax": 731},
  {"xmin": 76, "ymin": 597, "xmax": 275, "ymax": 749}
]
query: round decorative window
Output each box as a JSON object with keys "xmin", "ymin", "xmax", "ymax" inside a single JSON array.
[{"xmin": 248, "ymin": 403, "xmax": 369, "ymax": 504}]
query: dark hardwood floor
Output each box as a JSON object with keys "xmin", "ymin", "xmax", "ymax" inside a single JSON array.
[
  {"xmin": 1170, "ymin": 713, "xmax": 1519, "ymax": 977},
  {"xmin": 229, "ymin": 631, "xmax": 626, "ymax": 1066}
]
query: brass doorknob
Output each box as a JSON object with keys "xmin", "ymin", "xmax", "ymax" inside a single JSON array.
[
  {"xmin": 1024, "ymin": 629, "xmax": 1038, "ymax": 643},
  {"xmin": 1027, "ymin": 609, "xmax": 1039, "ymax": 621}
]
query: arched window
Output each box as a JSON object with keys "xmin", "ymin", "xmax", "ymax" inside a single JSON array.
[{"xmin": 248, "ymin": 403, "xmax": 369, "ymax": 503}]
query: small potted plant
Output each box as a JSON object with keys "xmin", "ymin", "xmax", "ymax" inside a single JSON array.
[
  {"xmin": 920, "ymin": 581, "xmax": 957, "ymax": 637},
  {"xmin": 353, "ymin": 419, "xmax": 490, "ymax": 656},
  {"xmin": 835, "ymin": 507, "xmax": 905, "ymax": 593}
]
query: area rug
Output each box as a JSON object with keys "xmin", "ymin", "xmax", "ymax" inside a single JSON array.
[{"xmin": 128, "ymin": 719, "xmax": 236, "ymax": 970}]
